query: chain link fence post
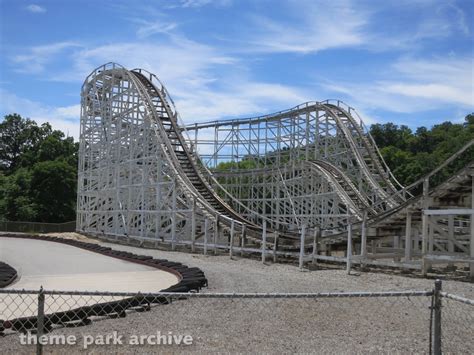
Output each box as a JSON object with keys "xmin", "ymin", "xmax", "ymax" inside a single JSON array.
[
  {"xmin": 36, "ymin": 286, "xmax": 45, "ymax": 355},
  {"xmin": 432, "ymin": 279, "xmax": 442, "ymax": 355}
]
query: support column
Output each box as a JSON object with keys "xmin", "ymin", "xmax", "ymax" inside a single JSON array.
[
  {"xmin": 394, "ymin": 235, "xmax": 401, "ymax": 262},
  {"xmin": 360, "ymin": 210, "xmax": 368, "ymax": 259},
  {"xmin": 171, "ymin": 181, "xmax": 177, "ymax": 251},
  {"xmin": 447, "ymin": 215, "xmax": 454, "ymax": 269},
  {"xmin": 421, "ymin": 178, "xmax": 429, "ymax": 255},
  {"xmin": 413, "ymin": 228, "xmax": 419, "ymax": 253},
  {"xmin": 405, "ymin": 211, "xmax": 412, "ymax": 261},
  {"xmin": 429, "ymin": 217, "xmax": 435, "ymax": 253},
  {"xmin": 229, "ymin": 220, "xmax": 235, "ymax": 259},
  {"xmin": 241, "ymin": 224, "xmax": 246, "ymax": 257},
  {"xmin": 346, "ymin": 223, "xmax": 352, "ymax": 275},
  {"xmin": 204, "ymin": 218, "xmax": 209, "ymax": 255},
  {"xmin": 299, "ymin": 224, "xmax": 306, "ymax": 270},
  {"xmin": 214, "ymin": 214, "xmax": 219, "ymax": 255},
  {"xmin": 273, "ymin": 233, "xmax": 279, "ymax": 263},
  {"xmin": 447, "ymin": 215, "xmax": 454, "ymax": 253},
  {"xmin": 421, "ymin": 178, "xmax": 430, "ymax": 276},
  {"xmin": 191, "ymin": 199, "xmax": 196, "ymax": 253},
  {"xmin": 261, "ymin": 220, "xmax": 267, "ymax": 264},
  {"xmin": 311, "ymin": 227, "xmax": 319, "ymax": 266}
]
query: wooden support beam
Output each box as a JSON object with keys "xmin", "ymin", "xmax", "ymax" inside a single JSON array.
[
  {"xmin": 413, "ymin": 228, "xmax": 419, "ymax": 253},
  {"xmin": 424, "ymin": 209, "xmax": 474, "ymax": 215},
  {"xmin": 261, "ymin": 220, "xmax": 267, "ymax": 264},
  {"xmin": 229, "ymin": 220, "xmax": 235, "ymax": 259},
  {"xmin": 273, "ymin": 233, "xmax": 279, "ymax": 263},
  {"xmin": 204, "ymin": 218, "xmax": 209, "ymax": 255},
  {"xmin": 214, "ymin": 214, "xmax": 219, "ymax": 255},
  {"xmin": 171, "ymin": 181, "xmax": 177, "ymax": 251},
  {"xmin": 346, "ymin": 223, "xmax": 352, "ymax": 275},
  {"xmin": 191, "ymin": 199, "xmax": 196, "ymax": 253},
  {"xmin": 405, "ymin": 212, "xmax": 412, "ymax": 261},
  {"xmin": 394, "ymin": 235, "xmax": 401, "ymax": 262},
  {"xmin": 429, "ymin": 217, "xmax": 435, "ymax": 253},
  {"xmin": 371, "ymin": 240, "xmax": 376, "ymax": 254},
  {"xmin": 241, "ymin": 224, "xmax": 246, "ymax": 257},
  {"xmin": 422, "ymin": 178, "xmax": 429, "ymax": 255},
  {"xmin": 299, "ymin": 224, "xmax": 306, "ymax": 270},
  {"xmin": 361, "ymin": 210, "xmax": 367, "ymax": 258},
  {"xmin": 311, "ymin": 227, "xmax": 319, "ymax": 266}
]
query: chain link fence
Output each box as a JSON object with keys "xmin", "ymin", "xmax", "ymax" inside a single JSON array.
[
  {"xmin": 0, "ymin": 221, "xmax": 76, "ymax": 234},
  {"xmin": 0, "ymin": 281, "xmax": 472, "ymax": 354},
  {"xmin": 439, "ymin": 292, "xmax": 474, "ymax": 354}
]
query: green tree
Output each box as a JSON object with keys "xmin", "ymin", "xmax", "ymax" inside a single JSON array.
[
  {"xmin": 29, "ymin": 160, "xmax": 77, "ymax": 222},
  {"xmin": 0, "ymin": 113, "xmax": 78, "ymax": 222},
  {"xmin": 0, "ymin": 114, "xmax": 52, "ymax": 173},
  {"xmin": 0, "ymin": 168, "xmax": 37, "ymax": 221},
  {"xmin": 371, "ymin": 114, "xmax": 474, "ymax": 186}
]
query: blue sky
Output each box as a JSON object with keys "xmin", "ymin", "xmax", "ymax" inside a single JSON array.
[{"xmin": 0, "ymin": 0, "xmax": 472, "ymax": 139}]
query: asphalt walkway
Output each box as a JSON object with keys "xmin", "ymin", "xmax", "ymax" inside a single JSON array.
[{"xmin": 0, "ymin": 237, "xmax": 178, "ymax": 292}]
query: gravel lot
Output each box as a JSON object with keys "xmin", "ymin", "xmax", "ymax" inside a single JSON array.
[{"xmin": 1, "ymin": 234, "xmax": 473, "ymax": 354}]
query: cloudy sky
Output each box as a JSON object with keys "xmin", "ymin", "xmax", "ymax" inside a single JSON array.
[{"xmin": 0, "ymin": 0, "xmax": 472, "ymax": 139}]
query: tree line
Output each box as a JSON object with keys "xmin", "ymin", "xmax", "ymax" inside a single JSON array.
[
  {"xmin": 0, "ymin": 114, "xmax": 78, "ymax": 223},
  {"xmin": 0, "ymin": 113, "xmax": 472, "ymax": 223},
  {"xmin": 370, "ymin": 114, "xmax": 474, "ymax": 186}
]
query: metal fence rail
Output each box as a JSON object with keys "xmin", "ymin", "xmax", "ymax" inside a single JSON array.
[{"xmin": 0, "ymin": 281, "xmax": 472, "ymax": 354}]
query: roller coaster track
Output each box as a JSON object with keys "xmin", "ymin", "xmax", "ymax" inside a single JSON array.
[
  {"xmin": 213, "ymin": 160, "xmax": 379, "ymax": 221},
  {"xmin": 78, "ymin": 63, "xmax": 403, "ymax": 242},
  {"xmin": 128, "ymin": 68, "xmax": 299, "ymax": 247},
  {"xmin": 322, "ymin": 102, "xmax": 406, "ymax": 205},
  {"xmin": 131, "ymin": 71, "xmax": 248, "ymax": 224},
  {"xmin": 78, "ymin": 63, "xmax": 472, "ymax": 274},
  {"xmin": 308, "ymin": 160, "xmax": 379, "ymax": 217},
  {"xmin": 186, "ymin": 101, "xmax": 406, "ymax": 212},
  {"xmin": 320, "ymin": 140, "xmax": 474, "ymax": 245}
]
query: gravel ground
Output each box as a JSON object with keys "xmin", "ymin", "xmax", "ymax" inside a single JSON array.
[{"xmin": 1, "ymin": 234, "xmax": 473, "ymax": 354}]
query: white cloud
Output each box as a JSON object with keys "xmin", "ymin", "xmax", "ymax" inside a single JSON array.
[
  {"xmin": 180, "ymin": 0, "xmax": 231, "ymax": 8},
  {"xmin": 0, "ymin": 89, "xmax": 80, "ymax": 139},
  {"xmin": 361, "ymin": 1, "xmax": 470, "ymax": 52},
  {"xmin": 25, "ymin": 4, "xmax": 46, "ymax": 13},
  {"xmin": 7, "ymin": 0, "xmax": 472, "ymax": 132},
  {"xmin": 232, "ymin": 0, "xmax": 470, "ymax": 55},
  {"xmin": 65, "ymin": 36, "xmax": 311, "ymax": 123},
  {"xmin": 323, "ymin": 56, "xmax": 474, "ymax": 115},
  {"xmin": 176, "ymin": 81, "xmax": 309, "ymax": 121},
  {"xmin": 12, "ymin": 42, "xmax": 80, "ymax": 74},
  {"xmin": 242, "ymin": 0, "xmax": 368, "ymax": 54},
  {"xmin": 3, "ymin": 32, "xmax": 311, "ymax": 133},
  {"xmin": 66, "ymin": 37, "xmax": 234, "ymax": 84},
  {"xmin": 135, "ymin": 20, "xmax": 178, "ymax": 38}
]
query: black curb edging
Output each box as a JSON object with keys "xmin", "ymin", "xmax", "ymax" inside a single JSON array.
[
  {"xmin": 0, "ymin": 261, "xmax": 17, "ymax": 288},
  {"xmin": 0, "ymin": 233, "xmax": 208, "ymax": 334}
]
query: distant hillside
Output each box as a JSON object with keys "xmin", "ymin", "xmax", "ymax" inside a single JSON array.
[{"xmin": 369, "ymin": 114, "xmax": 474, "ymax": 186}]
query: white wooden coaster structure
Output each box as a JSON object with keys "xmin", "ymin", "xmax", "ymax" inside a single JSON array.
[{"xmin": 77, "ymin": 63, "xmax": 473, "ymax": 276}]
